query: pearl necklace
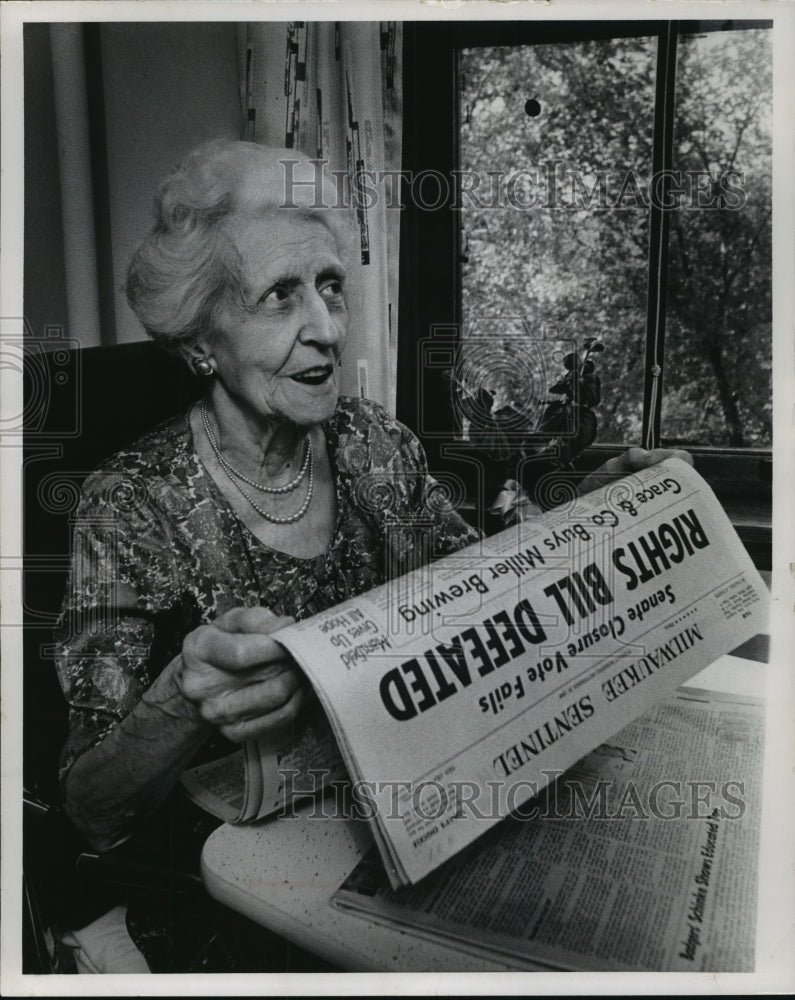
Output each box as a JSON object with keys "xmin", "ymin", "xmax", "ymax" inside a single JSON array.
[
  {"xmin": 201, "ymin": 400, "xmax": 315, "ymax": 525},
  {"xmin": 201, "ymin": 400, "xmax": 311, "ymax": 494}
]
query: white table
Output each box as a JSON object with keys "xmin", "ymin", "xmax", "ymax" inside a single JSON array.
[{"xmin": 200, "ymin": 652, "xmax": 767, "ymax": 972}]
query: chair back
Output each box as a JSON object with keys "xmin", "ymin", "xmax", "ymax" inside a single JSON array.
[{"xmin": 23, "ymin": 339, "xmax": 203, "ymax": 800}]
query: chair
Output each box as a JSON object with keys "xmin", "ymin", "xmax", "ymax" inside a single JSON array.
[{"xmin": 22, "ymin": 338, "xmax": 206, "ymax": 971}]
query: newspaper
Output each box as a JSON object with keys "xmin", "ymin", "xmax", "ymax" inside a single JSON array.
[
  {"xmin": 332, "ymin": 685, "xmax": 764, "ymax": 971},
  {"xmin": 271, "ymin": 458, "xmax": 768, "ymax": 887}
]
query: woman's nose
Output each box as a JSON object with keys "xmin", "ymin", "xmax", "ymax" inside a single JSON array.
[{"xmin": 298, "ymin": 289, "xmax": 341, "ymax": 348}]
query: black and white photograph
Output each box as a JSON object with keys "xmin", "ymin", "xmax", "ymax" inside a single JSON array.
[{"xmin": 1, "ymin": 0, "xmax": 793, "ymax": 994}]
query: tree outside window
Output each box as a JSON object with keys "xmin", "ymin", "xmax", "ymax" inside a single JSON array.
[{"xmin": 458, "ymin": 26, "xmax": 771, "ymax": 451}]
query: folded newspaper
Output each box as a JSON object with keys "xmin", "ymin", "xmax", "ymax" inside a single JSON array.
[{"xmin": 187, "ymin": 458, "xmax": 769, "ymax": 886}]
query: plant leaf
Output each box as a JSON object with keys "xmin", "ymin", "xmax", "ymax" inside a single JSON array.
[
  {"xmin": 579, "ymin": 374, "xmax": 601, "ymax": 408},
  {"xmin": 569, "ymin": 407, "xmax": 598, "ymax": 458}
]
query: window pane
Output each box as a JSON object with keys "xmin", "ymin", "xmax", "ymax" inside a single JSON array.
[
  {"xmin": 459, "ymin": 38, "xmax": 656, "ymax": 445},
  {"xmin": 661, "ymin": 29, "xmax": 772, "ymax": 448}
]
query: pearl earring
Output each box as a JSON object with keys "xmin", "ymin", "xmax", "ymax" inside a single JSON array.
[{"xmin": 192, "ymin": 357, "xmax": 214, "ymax": 377}]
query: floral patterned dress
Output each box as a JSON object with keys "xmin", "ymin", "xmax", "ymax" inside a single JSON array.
[{"xmin": 55, "ymin": 397, "xmax": 477, "ymax": 784}]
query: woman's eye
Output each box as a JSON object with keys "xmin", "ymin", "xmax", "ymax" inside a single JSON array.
[
  {"xmin": 262, "ymin": 285, "xmax": 289, "ymax": 305},
  {"xmin": 319, "ymin": 278, "xmax": 344, "ymax": 298}
]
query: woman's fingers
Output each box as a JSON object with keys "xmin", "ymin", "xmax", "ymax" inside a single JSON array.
[
  {"xmin": 198, "ymin": 663, "xmax": 301, "ymax": 726},
  {"xmin": 182, "ymin": 623, "xmax": 288, "ymax": 674},
  {"xmin": 212, "ymin": 606, "xmax": 295, "ymax": 635},
  {"xmin": 579, "ymin": 447, "xmax": 694, "ymax": 495},
  {"xmin": 218, "ymin": 684, "xmax": 306, "ymax": 744},
  {"xmin": 619, "ymin": 447, "xmax": 694, "ymax": 472},
  {"xmin": 178, "ymin": 607, "xmax": 306, "ymax": 740}
]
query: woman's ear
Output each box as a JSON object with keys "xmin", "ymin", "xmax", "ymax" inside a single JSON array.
[{"xmin": 181, "ymin": 342, "xmax": 216, "ymax": 378}]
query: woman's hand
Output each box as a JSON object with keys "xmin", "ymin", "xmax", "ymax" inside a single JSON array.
[
  {"xmin": 578, "ymin": 447, "xmax": 694, "ymax": 497},
  {"xmin": 177, "ymin": 606, "xmax": 304, "ymax": 744}
]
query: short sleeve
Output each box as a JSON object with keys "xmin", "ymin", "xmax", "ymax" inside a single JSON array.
[
  {"xmin": 332, "ymin": 397, "xmax": 481, "ymax": 579},
  {"xmin": 392, "ymin": 418, "xmax": 481, "ymax": 562}
]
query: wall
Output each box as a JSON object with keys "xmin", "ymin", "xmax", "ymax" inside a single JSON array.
[
  {"xmin": 23, "ymin": 22, "xmax": 241, "ymax": 349},
  {"xmin": 100, "ymin": 22, "xmax": 241, "ymax": 344}
]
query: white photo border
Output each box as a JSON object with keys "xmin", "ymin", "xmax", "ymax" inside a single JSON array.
[{"xmin": 2, "ymin": 1, "xmax": 793, "ymax": 995}]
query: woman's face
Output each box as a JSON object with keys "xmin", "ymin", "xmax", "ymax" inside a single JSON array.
[{"xmin": 202, "ymin": 211, "xmax": 349, "ymax": 428}]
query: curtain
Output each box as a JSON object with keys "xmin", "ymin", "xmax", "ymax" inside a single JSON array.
[
  {"xmin": 49, "ymin": 24, "xmax": 102, "ymax": 349},
  {"xmin": 238, "ymin": 22, "xmax": 402, "ymax": 414}
]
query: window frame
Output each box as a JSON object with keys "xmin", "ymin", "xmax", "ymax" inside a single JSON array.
[{"xmin": 397, "ymin": 19, "xmax": 772, "ymax": 567}]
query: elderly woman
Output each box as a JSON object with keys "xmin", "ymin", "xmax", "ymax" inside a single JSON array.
[{"xmin": 54, "ymin": 139, "xmax": 689, "ymax": 971}]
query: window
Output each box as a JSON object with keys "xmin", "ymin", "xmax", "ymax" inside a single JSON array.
[
  {"xmin": 661, "ymin": 28, "xmax": 772, "ymax": 449},
  {"xmin": 457, "ymin": 24, "xmax": 771, "ymax": 450},
  {"xmin": 459, "ymin": 35, "xmax": 658, "ymax": 446},
  {"xmin": 399, "ymin": 21, "xmax": 772, "ymax": 565}
]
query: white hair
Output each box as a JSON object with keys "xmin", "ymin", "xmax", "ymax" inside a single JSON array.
[{"xmin": 126, "ymin": 139, "xmax": 355, "ymax": 352}]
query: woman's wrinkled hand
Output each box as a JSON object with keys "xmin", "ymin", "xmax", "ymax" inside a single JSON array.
[
  {"xmin": 578, "ymin": 447, "xmax": 694, "ymax": 497},
  {"xmin": 177, "ymin": 606, "xmax": 304, "ymax": 743}
]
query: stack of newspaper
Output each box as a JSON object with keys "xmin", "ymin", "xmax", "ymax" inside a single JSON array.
[
  {"xmin": 180, "ymin": 701, "xmax": 346, "ymax": 823},
  {"xmin": 332, "ymin": 681, "xmax": 764, "ymax": 970}
]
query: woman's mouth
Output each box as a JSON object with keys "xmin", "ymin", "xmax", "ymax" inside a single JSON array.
[{"xmin": 290, "ymin": 365, "xmax": 334, "ymax": 386}]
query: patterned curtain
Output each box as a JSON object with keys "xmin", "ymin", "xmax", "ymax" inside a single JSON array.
[{"xmin": 238, "ymin": 22, "xmax": 402, "ymax": 413}]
